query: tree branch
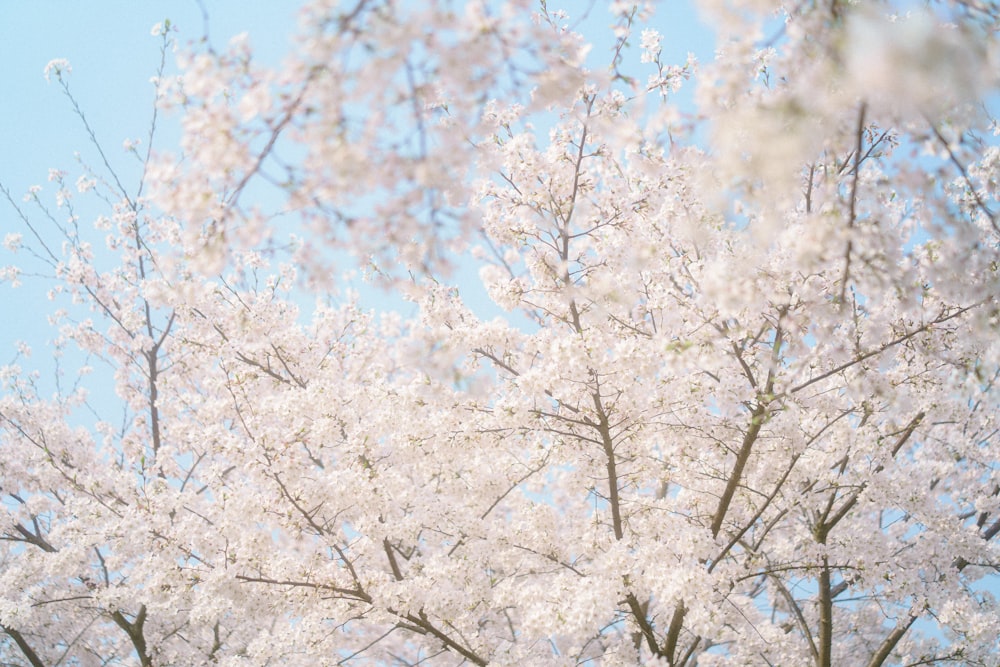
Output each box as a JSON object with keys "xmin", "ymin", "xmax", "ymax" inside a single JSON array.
[
  {"xmin": 790, "ymin": 305, "xmax": 979, "ymax": 395},
  {"xmin": 2, "ymin": 624, "xmax": 46, "ymax": 667},
  {"xmin": 111, "ymin": 605, "xmax": 152, "ymax": 667}
]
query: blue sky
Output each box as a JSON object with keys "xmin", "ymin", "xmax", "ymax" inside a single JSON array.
[
  {"xmin": 0, "ymin": 3, "xmax": 296, "ymax": 372},
  {"xmin": 0, "ymin": 3, "xmax": 299, "ymax": 193}
]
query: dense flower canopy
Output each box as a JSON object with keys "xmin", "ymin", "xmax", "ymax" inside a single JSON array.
[{"xmin": 2, "ymin": 1, "xmax": 1000, "ymax": 665}]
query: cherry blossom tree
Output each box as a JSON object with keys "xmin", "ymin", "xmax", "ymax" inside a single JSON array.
[{"xmin": 3, "ymin": 1, "xmax": 1000, "ymax": 665}]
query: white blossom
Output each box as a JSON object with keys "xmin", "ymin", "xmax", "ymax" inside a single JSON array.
[
  {"xmin": 640, "ymin": 28, "xmax": 661, "ymax": 63},
  {"xmin": 3, "ymin": 233, "xmax": 22, "ymax": 252},
  {"xmin": 42, "ymin": 58, "xmax": 70, "ymax": 82}
]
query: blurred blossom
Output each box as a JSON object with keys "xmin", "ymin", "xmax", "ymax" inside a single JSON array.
[
  {"xmin": 43, "ymin": 58, "xmax": 71, "ymax": 82},
  {"xmin": 845, "ymin": 9, "xmax": 986, "ymax": 119}
]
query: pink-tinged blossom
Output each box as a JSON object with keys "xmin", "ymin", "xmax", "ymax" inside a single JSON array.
[
  {"xmin": 3, "ymin": 233, "xmax": 22, "ymax": 252},
  {"xmin": 639, "ymin": 28, "xmax": 661, "ymax": 63},
  {"xmin": 22, "ymin": 184, "xmax": 41, "ymax": 202},
  {"xmin": 845, "ymin": 8, "xmax": 987, "ymax": 120},
  {"xmin": 74, "ymin": 175, "xmax": 96, "ymax": 193},
  {"xmin": 42, "ymin": 58, "xmax": 70, "ymax": 82}
]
